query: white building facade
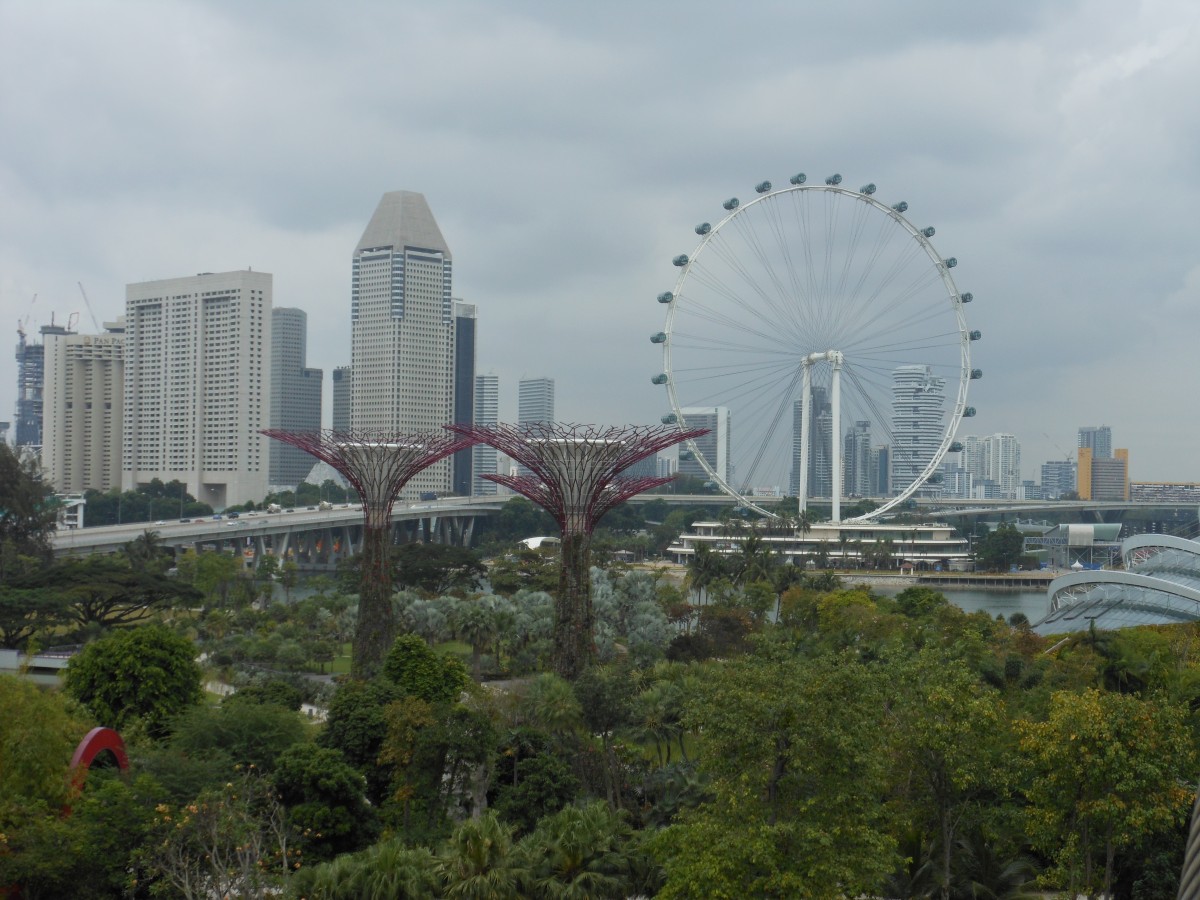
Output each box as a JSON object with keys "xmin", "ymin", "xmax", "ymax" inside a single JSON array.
[
  {"xmin": 473, "ymin": 373, "xmax": 499, "ymax": 495},
  {"xmin": 350, "ymin": 191, "xmax": 455, "ymax": 497},
  {"xmin": 678, "ymin": 406, "xmax": 730, "ymax": 485},
  {"xmin": 890, "ymin": 365, "xmax": 945, "ymax": 496},
  {"xmin": 123, "ymin": 270, "xmax": 271, "ymax": 509}
]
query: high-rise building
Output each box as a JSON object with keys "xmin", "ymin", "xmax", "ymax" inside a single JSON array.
[
  {"xmin": 350, "ymin": 190, "xmax": 455, "ymax": 497},
  {"xmin": 678, "ymin": 407, "xmax": 730, "ymax": 484},
  {"xmin": 789, "ymin": 389, "xmax": 833, "ymax": 497},
  {"xmin": 452, "ymin": 301, "xmax": 477, "ymax": 496},
  {"xmin": 1078, "ymin": 425, "xmax": 1113, "ymax": 459},
  {"xmin": 472, "ymin": 373, "xmax": 499, "ymax": 495},
  {"xmin": 1078, "ymin": 446, "xmax": 1129, "ymax": 501},
  {"xmin": 869, "ymin": 445, "xmax": 889, "ymax": 496},
  {"xmin": 15, "ymin": 321, "xmax": 73, "ymax": 449},
  {"xmin": 331, "ymin": 366, "xmax": 352, "ymax": 433},
  {"xmin": 41, "ymin": 319, "xmax": 125, "ymax": 493},
  {"xmin": 843, "ymin": 420, "xmax": 872, "ymax": 497},
  {"xmin": 1041, "ymin": 459, "xmax": 1076, "ymax": 499},
  {"xmin": 123, "ymin": 270, "xmax": 272, "ymax": 509},
  {"xmin": 270, "ymin": 308, "xmax": 322, "ymax": 489},
  {"xmin": 890, "ymin": 365, "xmax": 945, "ymax": 495},
  {"xmin": 518, "ymin": 377, "xmax": 555, "ymax": 425},
  {"xmin": 960, "ymin": 433, "xmax": 1021, "ymax": 499}
]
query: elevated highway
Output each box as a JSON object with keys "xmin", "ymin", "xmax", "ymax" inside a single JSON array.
[{"xmin": 51, "ymin": 496, "xmax": 508, "ymax": 568}]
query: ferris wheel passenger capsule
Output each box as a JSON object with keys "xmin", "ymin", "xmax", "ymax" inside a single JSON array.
[
  {"xmin": 673, "ymin": 254, "xmax": 689, "ymax": 267},
  {"xmin": 789, "ymin": 173, "xmax": 807, "ymax": 184},
  {"xmin": 650, "ymin": 332, "xmax": 666, "ymax": 344},
  {"xmin": 695, "ymin": 223, "xmax": 711, "ymax": 235},
  {"xmin": 969, "ymin": 330, "xmax": 981, "ymax": 341},
  {"xmin": 657, "ymin": 291, "xmax": 674, "ymax": 304},
  {"xmin": 860, "ymin": 183, "xmax": 876, "ymax": 195},
  {"xmin": 825, "ymin": 174, "xmax": 842, "ymax": 185},
  {"xmin": 921, "ymin": 227, "xmax": 936, "ymax": 237},
  {"xmin": 891, "ymin": 201, "xmax": 908, "ymax": 212},
  {"xmin": 652, "ymin": 373, "xmax": 669, "ymax": 385},
  {"xmin": 959, "ymin": 292, "xmax": 973, "ymax": 303},
  {"xmin": 661, "ymin": 414, "xmax": 678, "ymax": 425},
  {"xmin": 970, "ymin": 369, "xmax": 983, "ymax": 379},
  {"xmin": 961, "ymin": 407, "xmax": 977, "ymax": 418},
  {"xmin": 949, "ymin": 441, "xmax": 964, "ymax": 453},
  {"xmin": 678, "ymin": 450, "xmax": 695, "ymax": 461},
  {"xmin": 723, "ymin": 198, "xmax": 740, "ymax": 210},
  {"xmin": 943, "ymin": 257, "xmax": 957, "ymax": 268},
  {"xmin": 755, "ymin": 181, "xmax": 772, "ymax": 193}
]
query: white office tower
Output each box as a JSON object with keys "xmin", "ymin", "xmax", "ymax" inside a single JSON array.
[
  {"xmin": 677, "ymin": 406, "xmax": 730, "ymax": 485},
  {"xmin": 983, "ymin": 433, "xmax": 1021, "ymax": 499},
  {"xmin": 790, "ymin": 391, "xmax": 833, "ymax": 497},
  {"xmin": 123, "ymin": 270, "xmax": 271, "ymax": 509},
  {"xmin": 959, "ymin": 435, "xmax": 985, "ymax": 483},
  {"xmin": 350, "ymin": 191, "xmax": 455, "ymax": 497},
  {"xmin": 889, "ymin": 365, "xmax": 945, "ymax": 496},
  {"xmin": 41, "ymin": 319, "xmax": 126, "ymax": 493},
  {"xmin": 473, "ymin": 373, "xmax": 499, "ymax": 495},
  {"xmin": 270, "ymin": 308, "xmax": 323, "ymax": 490},
  {"xmin": 518, "ymin": 377, "xmax": 555, "ymax": 425}
]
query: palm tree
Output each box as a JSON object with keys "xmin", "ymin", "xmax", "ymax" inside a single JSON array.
[
  {"xmin": 453, "ymin": 598, "xmax": 498, "ymax": 680},
  {"xmin": 438, "ymin": 812, "xmax": 528, "ymax": 899},
  {"xmin": 522, "ymin": 802, "xmax": 634, "ymax": 900}
]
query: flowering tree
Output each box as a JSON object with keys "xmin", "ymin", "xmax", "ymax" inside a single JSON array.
[
  {"xmin": 261, "ymin": 429, "xmax": 475, "ymax": 678},
  {"xmin": 446, "ymin": 422, "xmax": 706, "ymax": 679}
]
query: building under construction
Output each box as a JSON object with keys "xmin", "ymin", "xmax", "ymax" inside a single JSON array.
[{"xmin": 14, "ymin": 319, "xmax": 73, "ymax": 449}]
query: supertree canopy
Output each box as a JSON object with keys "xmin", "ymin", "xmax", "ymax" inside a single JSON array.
[
  {"xmin": 261, "ymin": 428, "xmax": 475, "ymax": 678},
  {"xmin": 446, "ymin": 422, "xmax": 708, "ymax": 679}
]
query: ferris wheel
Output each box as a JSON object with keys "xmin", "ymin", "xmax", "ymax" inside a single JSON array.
[{"xmin": 652, "ymin": 174, "xmax": 980, "ymax": 522}]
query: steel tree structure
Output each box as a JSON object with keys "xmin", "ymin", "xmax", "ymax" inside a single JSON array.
[
  {"xmin": 447, "ymin": 421, "xmax": 708, "ymax": 679},
  {"xmin": 261, "ymin": 428, "xmax": 475, "ymax": 678}
]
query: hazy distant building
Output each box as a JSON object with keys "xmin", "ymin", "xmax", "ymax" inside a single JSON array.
[
  {"xmin": 518, "ymin": 377, "xmax": 555, "ymax": 425},
  {"xmin": 270, "ymin": 308, "xmax": 322, "ymax": 489},
  {"xmin": 678, "ymin": 406, "xmax": 730, "ymax": 485},
  {"xmin": 123, "ymin": 270, "xmax": 271, "ymax": 509},
  {"xmin": 452, "ymin": 301, "xmax": 477, "ymax": 496},
  {"xmin": 15, "ymin": 322, "xmax": 73, "ymax": 449},
  {"xmin": 1078, "ymin": 425, "xmax": 1112, "ymax": 459},
  {"xmin": 332, "ymin": 366, "xmax": 352, "ymax": 432},
  {"xmin": 890, "ymin": 365, "xmax": 945, "ymax": 495},
  {"xmin": 1041, "ymin": 459, "xmax": 1077, "ymax": 499},
  {"xmin": 842, "ymin": 420, "xmax": 872, "ymax": 497},
  {"xmin": 472, "ymin": 373, "xmax": 499, "ymax": 495},
  {"xmin": 41, "ymin": 320, "xmax": 125, "ymax": 493},
  {"xmin": 869, "ymin": 445, "xmax": 889, "ymax": 496},
  {"xmin": 789, "ymin": 390, "xmax": 832, "ymax": 497},
  {"xmin": 1078, "ymin": 446, "xmax": 1129, "ymax": 501},
  {"xmin": 350, "ymin": 190, "xmax": 455, "ymax": 497}
]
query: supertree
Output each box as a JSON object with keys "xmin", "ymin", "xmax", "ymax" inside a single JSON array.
[
  {"xmin": 446, "ymin": 422, "xmax": 708, "ymax": 680},
  {"xmin": 261, "ymin": 428, "xmax": 475, "ymax": 678}
]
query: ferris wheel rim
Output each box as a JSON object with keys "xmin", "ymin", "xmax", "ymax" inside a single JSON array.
[{"xmin": 659, "ymin": 180, "xmax": 973, "ymax": 522}]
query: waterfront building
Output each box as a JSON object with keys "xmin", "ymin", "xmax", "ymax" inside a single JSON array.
[
  {"xmin": 41, "ymin": 320, "xmax": 125, "ymax": 493},
  {"xmin": 1037, "ymin": 533, "xmax": 1200, "ymax": 634},
  {"xmin": 331, "ymin": 366, "xmax": 352, "ymax": 432},
  {"xmin": 350, "ymin": 190, "xmax": 455, "ymax": 497},
  {"xmin": 668, "ymin": 519, "xmax": 971, "ymax": 571},
  {"xmin": 452, "ymin": 301, "xmax": 477, "ymax": 496},
  {"xmin": 270, "ymin": 308, "xmax": 322, "ymax": 490},
  {"xmin": 1077, "ymin": 447, "xmax": 1129, "ymax": 501},
  {"xmin": 472, "ymin": 373, "xmax": 499, "ymax": 495},
  {"xmin": 889, "ymin": 365, "xmax": 945, "ymax": 495},
  {"xmin": 678, "ymin": 406, "xmax": 730, "ymax": 484},
  {"xmin": 123, "ymin": 269, "xmax": 271, "ymax": 509}
]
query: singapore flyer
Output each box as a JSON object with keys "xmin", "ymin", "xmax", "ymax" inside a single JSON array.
[{"xmin": 652, "ymin": 173, "xmax": 980, "ymax": 521}]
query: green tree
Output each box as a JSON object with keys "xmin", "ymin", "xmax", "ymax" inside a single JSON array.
[
  {"xmin": 974, "ymin": 523, "xmax": 1026, "ymax": 572},
  {"xmin": 488, "ymin": 547, "xmax": 560, "ymax": 596},
  {"xmin": 436, "ymin": 811, "xmax": 528, "ymax": 899},
  {"xmin": 287, "ymin": 839, "xmax": 439, "ymax": 899},
  {"xmin": 0, "ymin": 443, "xmax": 57, "ymax": 580},
  {"xmin": 63, "ymin": 624, "xmax": 203, "ymax": 737},
  {"xmin": 0, "ymin": 586, "xmax": 70, "ymax": 649},
  {"xmin": 272, "ymin": 744, "xmax": 376, "ymax": 861},
  {"xmin": 653, "ymin": 649, "xmax": 896, "ymax": 898},
  {"xmin": 170, "ymin": 700, "xmax": 308, "ymax": 773},
  {"xmin": 381, "ymin": 633, "xmax": 470, "ymax": 706},
  {"xmin": 393, "ymin": 542, "xmax": 487, "ymax": 595},
  {"xmin": 0, "ymin": 676, "xmax": 91, "ymax": 817},
  {"xmin": 1019, "ymin": 687, "xmax": 1195, "ymax": 897}
]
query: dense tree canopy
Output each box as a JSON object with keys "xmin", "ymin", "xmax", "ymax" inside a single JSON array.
[{"xmin": 0, "ymin": 442, "xmax": 57, "ymax": 579}]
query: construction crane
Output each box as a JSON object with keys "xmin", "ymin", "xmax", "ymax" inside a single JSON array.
[
  {"xmin": 77, "ymin": 282, "xmax": 101, "ymax": 332},
  {"xmin": 17, "ymin": 292, "xmax": 37, "ymax": 341}
]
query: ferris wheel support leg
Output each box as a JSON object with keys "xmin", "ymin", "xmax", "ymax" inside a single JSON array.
[
  {"xmin": 831, "ymin": 353, "xmax": 843, "ymax": 524},
  {"xmin": 798, "ymin": 361, "xmax": 812, "ymax": 515}
]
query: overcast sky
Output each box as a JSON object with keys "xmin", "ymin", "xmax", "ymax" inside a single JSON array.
[{"xmin": 2, "ymin": 0, "xmax": 1198, "ymax": 482}]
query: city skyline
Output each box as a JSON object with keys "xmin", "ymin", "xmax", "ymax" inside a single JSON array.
[{"xmin": 3, "ymin": 2, "xmax": 1200, "ymax": 480}]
